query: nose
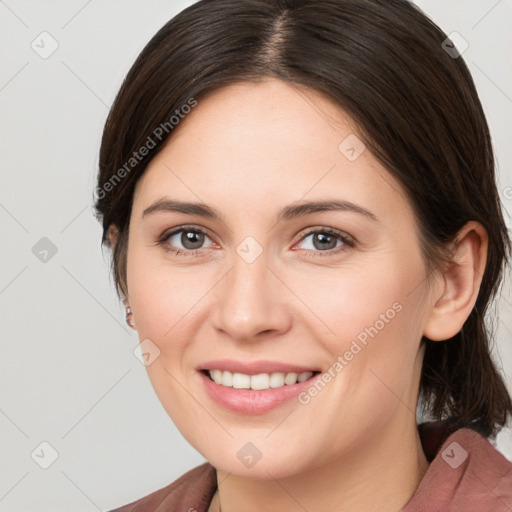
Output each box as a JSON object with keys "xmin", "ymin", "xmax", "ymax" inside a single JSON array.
[{"xmin": 211, "ymin": 249, "xmax": 292, "ymax": 343}]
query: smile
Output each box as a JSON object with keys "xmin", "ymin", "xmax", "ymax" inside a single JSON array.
[
  {"xmin": 198, "ymin": 367, "xmax": 322, "ymax": 414},
  {"xmin": 206, "ymin": 369, "xmax": 316, "ymax": 390}
]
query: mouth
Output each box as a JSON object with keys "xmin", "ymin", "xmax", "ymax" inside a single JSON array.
[
  {"xmin": 197, "ymin": 367, "xmax": 322, "ymax": 414},
  {"xmin": 201, "ymin": 369, "xmax": 321, "ymax": 391}
]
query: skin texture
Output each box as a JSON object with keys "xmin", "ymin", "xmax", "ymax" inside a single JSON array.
[{"xmin": 111, "ymin": 79, "xmax": 488, "ymax": 512}]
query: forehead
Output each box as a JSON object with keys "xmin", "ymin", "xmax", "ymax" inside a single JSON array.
[
  {"xmin": 132, "ymin": 79, "xmax": 413, "ymax": 228},
  {"xmin": 170, "ymin": 79, "xmax": 354, "ymax": 154}
]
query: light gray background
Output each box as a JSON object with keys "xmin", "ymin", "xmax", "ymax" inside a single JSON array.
[{"xmin": 1, "ymin": 1, "xmax": 511, "ymax": 511}]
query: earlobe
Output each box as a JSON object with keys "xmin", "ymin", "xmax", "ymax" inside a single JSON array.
[
  {"xmin": 122, "ymin": 297, "xmax": 136, "ymax": 329},
  {"xmin": 107, "ymin": 224, "xmax": 119, "ymax": 248},
  {"xmin": 422, "ymin": 221, "xmax": 488, "ymax": 342}
]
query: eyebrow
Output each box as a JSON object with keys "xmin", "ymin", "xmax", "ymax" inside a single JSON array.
[{"xmin": 142, "ymin": 198, "xmax": 378, "ymax": 223}]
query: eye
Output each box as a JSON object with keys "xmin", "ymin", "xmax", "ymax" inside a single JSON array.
[
  {"xmin": 294, "ymin": 227, "xmax": 355, "ymax": 257},
  {"xmin": 158, "ymin": 226, "xmax": 215, "ymax": 257}
]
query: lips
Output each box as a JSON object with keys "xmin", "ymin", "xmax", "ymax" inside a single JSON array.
[{"xmin": 196, "ymin": 359, "xmax": 322, "ymax": 414}]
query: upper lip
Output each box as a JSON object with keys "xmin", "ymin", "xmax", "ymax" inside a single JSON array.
[{"xmin": 198, "ymin": 359, "xmax": 320, "ymax": 375}]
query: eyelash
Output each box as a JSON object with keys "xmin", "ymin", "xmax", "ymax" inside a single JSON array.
[{"xmin": 157, "ymin": 225, "xmax": 356, "ymax": 259}]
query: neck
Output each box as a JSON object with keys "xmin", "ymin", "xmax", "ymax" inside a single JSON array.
[{"xmin": 211, "ymin": 418, "xmax": 429, "ymax": 512}]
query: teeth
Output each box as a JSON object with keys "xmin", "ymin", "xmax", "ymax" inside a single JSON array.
[
  {"xmin": 250, "ymin": 373, "xmax": 269, "ymax": 390},
  {"xmin": 211, "ymin": 369, "xmax": 223, "ymax": 385},
  {"xmin": 232, "ymin": 372, "xmax": 251, "ymax": 389},
  {"xmin": 297, "ymin": 372, "xmax": 312, "ymax": 383},
  {"xmin": 221, "ymin": 370, "xmax": 232, "ymax": 387},
  {"xmin": 284, "ymin": 372, "xmax": 298, "ymax": 385},
  {"xmin": 207, "ymin": 369, "xmax": 314, "ymax": 390},
  {"xmin": 270, "ymin": 372, "xmax": 285, "ymax": 387}
]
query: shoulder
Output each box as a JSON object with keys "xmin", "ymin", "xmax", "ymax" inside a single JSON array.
[
  {"xmin": 404, "ymin": 426, "xmax": 512, "ymax": 511},
  {"xmin": 108, "ymin": 462, "xmax": 217, "ymax": 512}
]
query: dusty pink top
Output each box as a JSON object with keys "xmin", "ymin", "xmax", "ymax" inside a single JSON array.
[{"xmin": 109, "ymin": 422, "xmax": 512, "ymax": 511}]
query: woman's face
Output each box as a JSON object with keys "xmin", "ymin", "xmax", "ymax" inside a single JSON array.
[{"xmin": 126, "ymin": 79, "xmax": 436, "ymax": 478}]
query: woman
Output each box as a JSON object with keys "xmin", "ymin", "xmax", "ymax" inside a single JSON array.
[{"xmin": 95, "ymin": 0, "xmax": 512, "ymax": 510}]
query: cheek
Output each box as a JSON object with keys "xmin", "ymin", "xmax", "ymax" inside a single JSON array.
[
  {"xmin": 126, "ymin": 240, "xmax": 182, "ymax": 341},
  {"xmin": 128, "ymin": 265, "xmax": 207, "ymax": 352},
  {"xmin": 126, "ymin": 246, "xmax": 212, "ymax": 437},
  {"xmin": 289, "ymin": 253, "xmax": 425, "ymax": 353},
  {"xmin": 291, "ymin": 251, "xmax": 427, "ymax": 413}
]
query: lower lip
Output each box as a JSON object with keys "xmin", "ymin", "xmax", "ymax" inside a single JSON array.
[{"xmin": 198, "ymin": 371, "xmax": 320, "ymax": 415}]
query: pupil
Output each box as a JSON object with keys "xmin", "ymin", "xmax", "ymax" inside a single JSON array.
[
  {"xmin": 314, "ymin": 233, "xmax": 336, "ymax": 250},
  {"xmin": 182, "ymin": 231, "xmax": 204, "ymax": 249}
]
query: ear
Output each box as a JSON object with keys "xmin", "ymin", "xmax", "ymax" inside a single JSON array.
[
  {"xmin": 107, "ymin": 225, "xmax": 134, "ymax": 328},
  {"xmin": 107, "ymin": 224, "xmax": 119, "ymax": 248},
  {"xmin": 423, "ymin": 221, "xmax": 488, "ymax": 341}
]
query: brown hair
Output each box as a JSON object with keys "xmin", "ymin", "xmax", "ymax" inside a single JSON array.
[{"xmin": 94, "ymin": 0, "xmax": 512, "ymax": 438}]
